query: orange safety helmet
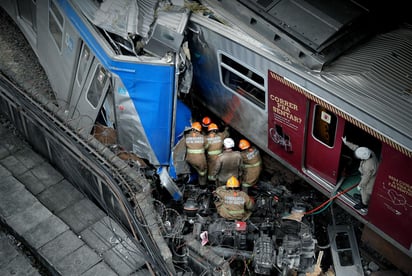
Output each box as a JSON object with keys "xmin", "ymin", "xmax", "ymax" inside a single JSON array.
[
  {"xmin": 208, "ymin": 123, "xmax": 219, "ymax": 132},
  {"xmin": 226, "ymin": 176, "xmax": 240, "ymax": 188},
  {"xmin": 238, "ymin": 139, "xmax": 251, "ymax": 150},
  {"xmin": 202, "ymin": 116, "xmax": 212, "ymax": 127},
  {"xmin": 191, "ymin": 122, "xmax": 202, "ymax": 132}
]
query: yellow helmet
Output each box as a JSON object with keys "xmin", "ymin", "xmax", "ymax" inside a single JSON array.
[
  {"xmin": 239, "ymin": 139, "xmax": 251, "ymax": 150},
  {"xmin": 226, "ymin": 176, "xmax": 240, "ymax": 188},
  {"xmin": 191, "ymin": 122, "xmax": 202, "ymax": 132},
  {"xmin": 208, "ymin": 123, "xmax": 219, "ymax": 132}
]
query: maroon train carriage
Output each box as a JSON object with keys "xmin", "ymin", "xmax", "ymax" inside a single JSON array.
[{"xmin": 188, "ymin": 0, "xmax": 412, "ymax": 271}]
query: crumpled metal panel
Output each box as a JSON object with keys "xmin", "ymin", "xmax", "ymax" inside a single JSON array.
[
  {"xmin": 72, "ymin": 0, "xmax": 158, "ymax": 39},
  {"xmin": 156, "ymin": 6, "xmax": 190, "ymax": 34},
  {"xmin": 112, "ymin": 73, "xmax": 161, "ymax": 167}
]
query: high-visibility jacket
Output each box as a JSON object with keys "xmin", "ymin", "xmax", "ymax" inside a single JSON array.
[
  {"xmin": 206, "ymin": 129, "xmax": 229, "ymax": 180},
  {"xmin": 185, "ymin": 130, "xmax": 207, "ymax": 185},
  {"xmin": 214, "ymin": 186, "xmax": 254, "ymax": 220},
  {"xmin": 240, "ymin": 146, "xmax": 262, "ymax": 187},
  {"xmin": 212, "ymin": 149, "xmax": 243, "ymax": 186}
]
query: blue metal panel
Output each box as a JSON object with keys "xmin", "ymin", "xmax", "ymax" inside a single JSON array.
[
  {"xmin": 168, "ymin": 99, "xmax": 192, "ymax": 179},
  {"xmin": 59, "ymin": 0, "xmax": 176, "ymax": 164},
  {"xmin": 119, "ymin": 65, "xmax": 175, "ymax": 165}
]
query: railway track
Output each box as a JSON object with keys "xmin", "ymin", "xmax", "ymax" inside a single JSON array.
[{"xmin": 0, "ymin": 72, "xmax": 175, "ymax": 275}]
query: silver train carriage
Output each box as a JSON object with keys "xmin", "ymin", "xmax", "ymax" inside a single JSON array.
[
  {"xmin": 188, "ymin": 0, "xmax": 412, "ymax": 264},
  {"xmin": 0, "ymin": 0, "xmax": 194, "ymax": 199}
]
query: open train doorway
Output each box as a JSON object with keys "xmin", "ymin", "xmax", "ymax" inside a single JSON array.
[{"xmin": 337, "ymin": 122, "xmax": 382, "ymax": 201}]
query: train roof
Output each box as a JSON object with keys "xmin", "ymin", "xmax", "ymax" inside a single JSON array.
[
  {"xmin": 317, "ymin": 26, "xmax": 412, "ymax": 155},
  {"xmin": 195, "ymin": 0, "xmax": 412, "ymax": 156},
  {"xmin": 72, "ymin": 0, "xmax": 190, "ymax": 57},
  {"xmin": 199, "ymin": 0, "xmax": 410, "ymax": 69}
]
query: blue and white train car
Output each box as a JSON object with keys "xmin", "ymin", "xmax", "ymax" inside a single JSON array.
[{"xmin": 0, "ymin": 0, "xmax": 193, "ymax": 196}]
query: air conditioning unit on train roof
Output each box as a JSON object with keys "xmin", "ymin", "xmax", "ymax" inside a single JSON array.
[{"xmin": 144, "ymin": 7, "xmax": 190, "ymax": 57}]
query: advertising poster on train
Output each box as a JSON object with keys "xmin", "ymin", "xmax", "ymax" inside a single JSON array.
[
  {"xmin": 368, "ymin": 145, "xmax": 412, "ymax": 251},
  {"xmin": 267, "ymin": 71, "xmax": 306, "ymax": 169}
]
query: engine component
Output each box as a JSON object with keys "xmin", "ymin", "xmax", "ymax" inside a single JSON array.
[
  {"xmin": 184, "ymin": 235, "xmax": 232, "ymax": 275},
  {"xmin": 253, "ymin": 234, "xmax": 276, "ymax": 275},
  {"xmin": 165, "ymin": 185, "xmax": 318, "ymax": 275},
  {"xmin": 183, "ymin": 197, "xmax": 199, "ymax": 218},
  {"xmin": 276, "ymin": 218, "xmax": 317, "ymax": 273},
  {"xmin": 208, "ymin": 219, "xmax": 248, "ymax": 250}
]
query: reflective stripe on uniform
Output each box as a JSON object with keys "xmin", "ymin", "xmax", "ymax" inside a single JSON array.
[
  {"xmin": 187, "ymin": 149, "xmax": 205, "ymax": 154},
  {"xmin": 198, "ymin": 170, "xmax": 207, "ymax": 176},
  {"xmin": 244, "ymin": 161, "xmax": 261, "ymax": 168},
  {"xmin": 220, "ymin": 205, "xmax": 245, "ymax": 215},
  {"xmin": 207, "ymin": 149, "xmax": 222, "ymax": 155},
  {"xmin": 228, "ymin": 209, "xmax": 245, "ymax": 215}
]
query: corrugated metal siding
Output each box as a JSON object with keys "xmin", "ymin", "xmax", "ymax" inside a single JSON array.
[
  {"xmin": 137, "ymin": 0, "xmax": 158, "ymax": 37},
  {"xmin": 320, "ymin": 26, "xmax": 412, "ymax": 152},
  {"xmin": 72, "ymin": 0, "xmax": 158, "ymax": 38}
]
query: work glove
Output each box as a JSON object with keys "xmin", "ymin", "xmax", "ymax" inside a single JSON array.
[{"xmin": 341, "ymin": 136, "xmax": 347, "ymax": 145}]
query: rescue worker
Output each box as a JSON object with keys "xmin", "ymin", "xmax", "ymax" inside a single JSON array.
[
  {"xmin": 239, "ymin": 139, "xmax": 262, "ymax": 193},
  {"xmin": 201, "ymin": 116, "xmax": 212, "ymax": 134},
  {"xmin": 342, "ymin": 136, "xmax": 379, "ymax": 210},
  {"xmin": 214, "ymin": 176, "xmax": 254, "ymax": 221},
  {"xmin": 212, "ymin": 138, "xmax": 243, "ymax": 186},
  {"xmin": 205, "ymin": 123, "xmax": 229, "ymax": 186},
  {"xmin": 185, "ymin": 122, "xmax": 208, "ymax": 187}
]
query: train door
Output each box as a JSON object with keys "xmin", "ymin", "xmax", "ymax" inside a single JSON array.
[
  {"xmin": 338, "ymin": 123, "xmax": 382, "ymax": 196},
  {"xmin": 69, "ymin": 43, "xmax": 111, "ymax": 133},
  {"xmin": 68, "ymin": 43, "xmax": 93, "ymax": 117},
  {"xmin": 305, "ymin": 103, "xmax": 345, "ymax": 185}
]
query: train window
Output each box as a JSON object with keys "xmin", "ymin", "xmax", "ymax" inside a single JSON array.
[
  {"xmin": 49, "ymin": 0, "xmax": 64, "ymax": 50},
  {"xmin": 76, "ymin": 44, "xmax": 92, "ymax": 86},
  {"xmin": 86, "ymin": 65, "xmax": 109, "ymax": 109},
  {"xmin": 220, "ymin": 53, "xmax": 265, "ymax": 109},
  {"xmin": 312, "ymin": 105, "xmax": 337, "ymax": 147},
  {"xmin": 17, "ymin": 0, "xmax": 37, "ymax": 32}
]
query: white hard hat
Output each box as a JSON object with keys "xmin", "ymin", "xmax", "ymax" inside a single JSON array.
[
  {"xmin": 355, "ymin": 147, "xmax": 371, "ymax": 160},
  {"xmin": 223, "ymin": 138, "xmax": 235, "ymax": 149}
]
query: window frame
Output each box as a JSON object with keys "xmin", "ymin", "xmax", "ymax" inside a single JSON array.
[
  {"xmin": 218, "ymin": 52, "xmax": 266, "ymax": 109},
  {"xmin": 311, "ymin": 104, "xmax": 338, "ymax": 148},
  {"xmin": 48, "ymin": 0, "xmax": 64, "ymax": 51},
  {"xmin": 76, "ymin": 43, "xmax": 93, "ymax": 87},
  {"xmin": 85, "ymin": 64, "xmax": 110, "ymax": 109}
]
